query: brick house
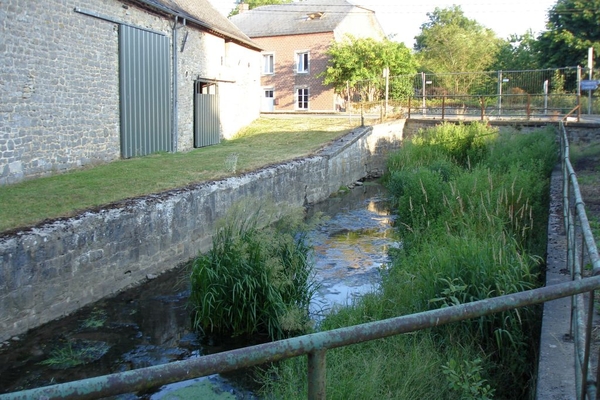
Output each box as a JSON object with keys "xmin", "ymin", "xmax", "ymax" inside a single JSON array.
[
  {"xmin": 0, "ymin": 0, "xmax": 262, "ymax": 185},
  {"xmin": 230, "ymin": 0, "xmax": 385, "ymax": 113}
]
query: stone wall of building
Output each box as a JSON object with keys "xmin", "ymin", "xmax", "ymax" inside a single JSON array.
[
  {"xmin": 0, "ymin": 0, "xmax": 261, "ymax": 184},
  {"xmin": 0, "ymin": 0, "xmax": 123, "ymax": 185},
  {"xmin": 0, "ymin": 120, "xmax": 405, "ymax": 342}
]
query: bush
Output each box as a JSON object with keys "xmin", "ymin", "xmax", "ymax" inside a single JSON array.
[{"xmin": 189, "ymin": 204, "xmax": 318, "ymax": 341}]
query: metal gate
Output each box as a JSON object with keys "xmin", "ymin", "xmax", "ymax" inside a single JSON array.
[
  {"xmin": 194, "ymin": 81, "xmax": 220, "ymax": 148},
  {"xmin": 119, "ymin": 25, "xmax": 171, "ymax": 158}
]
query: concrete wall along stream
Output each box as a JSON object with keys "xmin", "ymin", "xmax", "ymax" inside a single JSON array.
[{"xmin": 0, "ymin": 120, "xmax": 407, "ymax": 343}]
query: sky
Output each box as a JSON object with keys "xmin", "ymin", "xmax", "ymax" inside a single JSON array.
[{"xmin": 207, "ymin": 0, "xmax": 557, "ymax": 47}]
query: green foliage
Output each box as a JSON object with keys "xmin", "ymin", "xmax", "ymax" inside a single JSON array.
[
  {"xmin": 189, "ymin": 203, "xmax": 318, "ymax": 341},
  {"xmin": 382, "ymin": 123, "xmax": 554, "ymax": 397},
  {"xmin": 494, "ymin": 31, "xmax": 541, "ymax": 71},
  {"xmin": 534, "ymin": 0, "xmax": 600, "ymax": 68},
  {"xmin": 261, "ymin": 123, "xmax": 555, "ymax": 399},
  {"xmin": 414, "ymin": 6, "xmax": 502, "ymax": 77},
  {"xmin": 228, "ymin": 0, "xmax": 292, "ymax": 17},
  {"xmin": 259, "ymin": 333, "xmax": 446, "ymax": 400},
  {"xmin": 321, "ymin": 36, "xmax": 417, "ymax": 102},
  {"xmin": 39, "ymin": 339, "xmax": 111, "ymax": 370},
  {"xmin": 0, "ymin": 117, "xmax": 352, "ymax": 233},
  {"xmin": 80, "ymin": 309, "xmax": 107, "ymax": 329},
  {"xmin": 442, "ymin": 358, "xmax": 495, "ymax": 400}
]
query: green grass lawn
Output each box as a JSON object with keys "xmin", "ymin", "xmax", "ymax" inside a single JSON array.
[{"xmin": 0, "ymin": 117, "xmax": 357, "ymax": 233}]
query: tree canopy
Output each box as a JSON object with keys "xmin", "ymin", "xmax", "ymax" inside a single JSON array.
[
  {"xmin": 534, "ymin": 0, "xmax": 600, "ymax": 68},
  {"xmin": 321, "ymin": 36, "xmax": 417, "ymax": 101},
  {"xmin": 414, "ymin": 6, "xmax": 501, "ymax": 74},
  {"xmin": 494, "ymin": 31, "xmax": 541, "ymax": 71},
  {"xmin": 228, "ymin": 0, "xmax": 292, "ymax": 17}
]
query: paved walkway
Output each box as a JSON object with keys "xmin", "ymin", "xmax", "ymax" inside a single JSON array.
[{"xmin": 536, "ymin": 168, "xmax": 576, "ymax": 400}]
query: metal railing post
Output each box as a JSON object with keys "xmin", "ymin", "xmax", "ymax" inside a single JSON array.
[
  {"xmin": 308, "ymin": 350, "xmax": 327, "ymax": 399},
  {"xmin": 442, "ymin": 95, "xmax": 445, "ymax": 120}
]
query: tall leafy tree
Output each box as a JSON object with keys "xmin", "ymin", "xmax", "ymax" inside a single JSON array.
[
  {"xmin": 321, "ymin": 36, "xmax": 417, "ymax": 101},
  {"xmin": 494, "ymin": 31, "xmax": 541, "ymax": 71},
  {"xmin": 534, "ymin": 0, "xmax": 600, "ymax": 68},
  {"xmin": 414, "ymin": 6, "xmax": 501, "ymax": 93},
  {"xmin": 229, "ymin": 0, "xmax": 292, "ymax": 17}
]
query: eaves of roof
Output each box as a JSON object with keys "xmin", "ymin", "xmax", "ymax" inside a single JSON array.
[{"xmin": 134, "ymin": 0, "xmax": 263, "ymax": 51}]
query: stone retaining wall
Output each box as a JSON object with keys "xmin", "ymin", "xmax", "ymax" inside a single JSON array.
[
  {"xmin": 2, "ymin": 118, "xmax": 596, "ymax": 343},
  {"xmin": 0, "ymin": 120, "xmax": 406, "ymax": 342}
]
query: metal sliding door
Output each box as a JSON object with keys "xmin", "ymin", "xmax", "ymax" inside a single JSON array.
[{"xmin": 119, "ymin": 25, "xmax": 171, "ymax": 158}]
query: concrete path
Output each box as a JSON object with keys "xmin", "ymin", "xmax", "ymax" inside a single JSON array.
[{"xmin": 536, "ymin": 169, "xmax": 577, "ymax": 400}]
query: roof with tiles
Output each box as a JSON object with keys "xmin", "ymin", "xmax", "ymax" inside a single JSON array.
[
  {"xmin": 230, "ymin": 0, "xmax": 375, "ymax": 38},
  {"xmin": 137, "ymin": 0, "xmax": 260, "ymax": 49}
]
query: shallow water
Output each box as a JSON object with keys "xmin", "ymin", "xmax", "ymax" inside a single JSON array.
[{"xmin": 0, "ymin": 182, "xmax": 395, "ymax": 398}]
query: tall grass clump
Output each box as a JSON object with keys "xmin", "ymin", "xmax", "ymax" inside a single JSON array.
[
  {"xmin": 259, "ymin": 123, "xmax": 558, "ymax": 399},
  {"xmin": 382, "ymin": 123, "xmax": 557, "ymax": 397},
  {"xmin": 189, "ymin": 202, "xmax": 319, "ymax": 341}
]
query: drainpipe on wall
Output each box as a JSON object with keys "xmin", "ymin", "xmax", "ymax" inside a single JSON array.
[{"xmin": 172, "ymin": 16, "xmax": 179, "ymax": 153}]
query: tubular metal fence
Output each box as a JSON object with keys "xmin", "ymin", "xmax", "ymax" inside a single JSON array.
[
  {"xmin": 347, "ymin": 67, "xmax": 600, "ymax": 121},
  {"xmin": 1, "ymin": 117, "xmax": 600, "ymax": 400},
  {"xmin": 560, "ymin": 109, "xmax": 600, "ymax": 400}
]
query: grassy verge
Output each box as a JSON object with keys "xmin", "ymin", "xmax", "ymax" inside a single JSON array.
[
  {"xmin": 0, "ymin": 117, "xmax": 355, "ymax": 233},
  {"xmin": 261, "ymin": 123, "xmax": 558, "ymax": 399}
]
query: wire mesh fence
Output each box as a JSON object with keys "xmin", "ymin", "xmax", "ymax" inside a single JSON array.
[{"xmin": 345, "ymin": 67, "xmax": 600, "ymax": 121}]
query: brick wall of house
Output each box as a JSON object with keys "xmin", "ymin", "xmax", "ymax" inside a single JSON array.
[
  {"xmin": 255, "ymin": 32, "xmax": 336, "ymax": 112},
  {"xmin": 0, "ymin": 0, "xmax": 260, "ymax": 185}
]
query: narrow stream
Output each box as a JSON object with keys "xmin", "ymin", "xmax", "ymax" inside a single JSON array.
[{"xmin": 0, "ymin": 181, "xmax": 396, "ymax": 399}]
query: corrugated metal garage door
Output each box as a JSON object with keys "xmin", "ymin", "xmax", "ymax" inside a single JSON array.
[
  {"xmin": 119, "ymin": 25, "xmax": 171, "ymax": 158},
  {"xmin": 194, "ymin": 81, "xmax": 220, "ymax": 148}
]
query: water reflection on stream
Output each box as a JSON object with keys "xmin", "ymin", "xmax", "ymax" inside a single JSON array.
[{"xmin": 0, "ymin": 182, "xmax": 395, "ymax": 398}]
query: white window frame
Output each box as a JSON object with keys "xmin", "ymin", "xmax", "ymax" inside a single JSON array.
[
  {"xmin": 295, "ymin": 51, "xmax": 309, "ymax": 74},
  {"xmin": 296, "ymin": 87, "xmax": 309, "ymax": 110},
  {"xmin": 262, "ymin": 53, "xmax": 274, "ymax": 75}
]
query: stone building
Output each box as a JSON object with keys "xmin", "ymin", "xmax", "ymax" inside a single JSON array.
[
  {"xmin": 230, "ymin": 0, "xmax": 385, "ymax": 113},
  {"xmin": 0, "ymin": 0, "xmax": 262, "ymax": 185}
]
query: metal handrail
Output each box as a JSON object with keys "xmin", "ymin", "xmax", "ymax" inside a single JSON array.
[
  {"xmin": 2, "ymin": 276, "xmax": 600, "ymax": 400},
  {"xmin": 560, "ymin": 111, "xmax": 600, "ymax": 399},
  {"xmin": 2, "ymin": 118, "xmax": 600, "ymax": 400}
]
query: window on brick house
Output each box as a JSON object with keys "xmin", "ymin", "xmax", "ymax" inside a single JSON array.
[
  {"xmin": 296, "ymin": 87, "xmax": 309, "ymax": 109},
  {"xmin": 262, "ymin": 53, "xmax": 274, "ymax": 75},
  {"xmin": 295, "ymin": 51, "xmax": 309, "ymax": 73}
]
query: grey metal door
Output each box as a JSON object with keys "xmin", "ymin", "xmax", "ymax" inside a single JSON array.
[
  {"xmin": 194, "ymin": 81, "xmax": 220, "ymax": 148},
  {"xmin": 119, "ymin": 25, "xmax": 171, "ymax": 158}
]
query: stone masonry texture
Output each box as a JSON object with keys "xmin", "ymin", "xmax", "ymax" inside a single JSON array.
[
  {"xmin": 0, "ymin": 0, "xmax": 261, "ymax": 185},
  {"xmin": 0, "ymin": 120, "xmax": 407, "ymax": 342}
]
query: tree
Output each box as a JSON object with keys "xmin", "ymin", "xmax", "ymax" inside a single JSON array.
[
  {"xmin": 321, "ymin": 36, "xmax": 417, "ymax": 102},
  {"xmin": 534, "ymin": 0, "xmax": 600, "ymax": 68},
  {"xmin": 494, "ymin": 31, "xmax": 541, "ymax": 71},
  {"xmin": 414, "ymin": 6, "xmax": 501, "ymax": 93},
  {"xmin": 228, "ymin": 0, "xmax": 292, "ymax": 17}
]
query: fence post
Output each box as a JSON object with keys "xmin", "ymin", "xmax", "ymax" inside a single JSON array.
[
  {"xmin": 442, "ymin": 96, "xmax": 445, "ymax": 120},
  {"xmin": 361, "ymin": 103, "xmax": 364, "ymax": 127},
  {"xmin": 308, "ymin": 350, "xmax": 327, "ymax": 400},
  {"xmin": 480, "ymin": 96, "xmax": 484, "ymax": 120},
  {"xmin": 498, "ymin": 70, "xmax": 503, "ymax": 116},
  {"xmin": 527, "ymin": 94, "xmax": 531, "ymax": 120},
  {"xmin": 421, "ymin": 72, "xmax": 426, "ymax": 116}
]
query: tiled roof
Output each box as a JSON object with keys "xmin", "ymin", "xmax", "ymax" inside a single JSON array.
[
  {"xmin": 138, "ymin": 0, "xmax": 260, "ymax": 49},
  {"xmin": 230, "ymin": 0, "xmax": 363, "ymax": 38}
]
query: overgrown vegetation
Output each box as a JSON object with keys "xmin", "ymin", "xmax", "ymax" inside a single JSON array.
[
  {"xmin": 260, "ymin": 122, "xmax": 558, "ymax": 399},
  {"xmin": 189, "ymin": 202, "xmax": 319, "ymax": 341}
]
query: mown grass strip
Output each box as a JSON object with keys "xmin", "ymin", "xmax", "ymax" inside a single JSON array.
[{"xmin": 0, "ymin": 117, "xmax": 355, "ymax": 233}]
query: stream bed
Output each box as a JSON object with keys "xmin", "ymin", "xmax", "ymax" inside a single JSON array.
[{"xmin": 0, "ymin": 181, "xmax": 396, "ymax": 399}]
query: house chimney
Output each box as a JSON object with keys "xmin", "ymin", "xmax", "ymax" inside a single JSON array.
[{"xmin": 238, "ymin": 2, "xmax": 249, "ymax": 13}]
